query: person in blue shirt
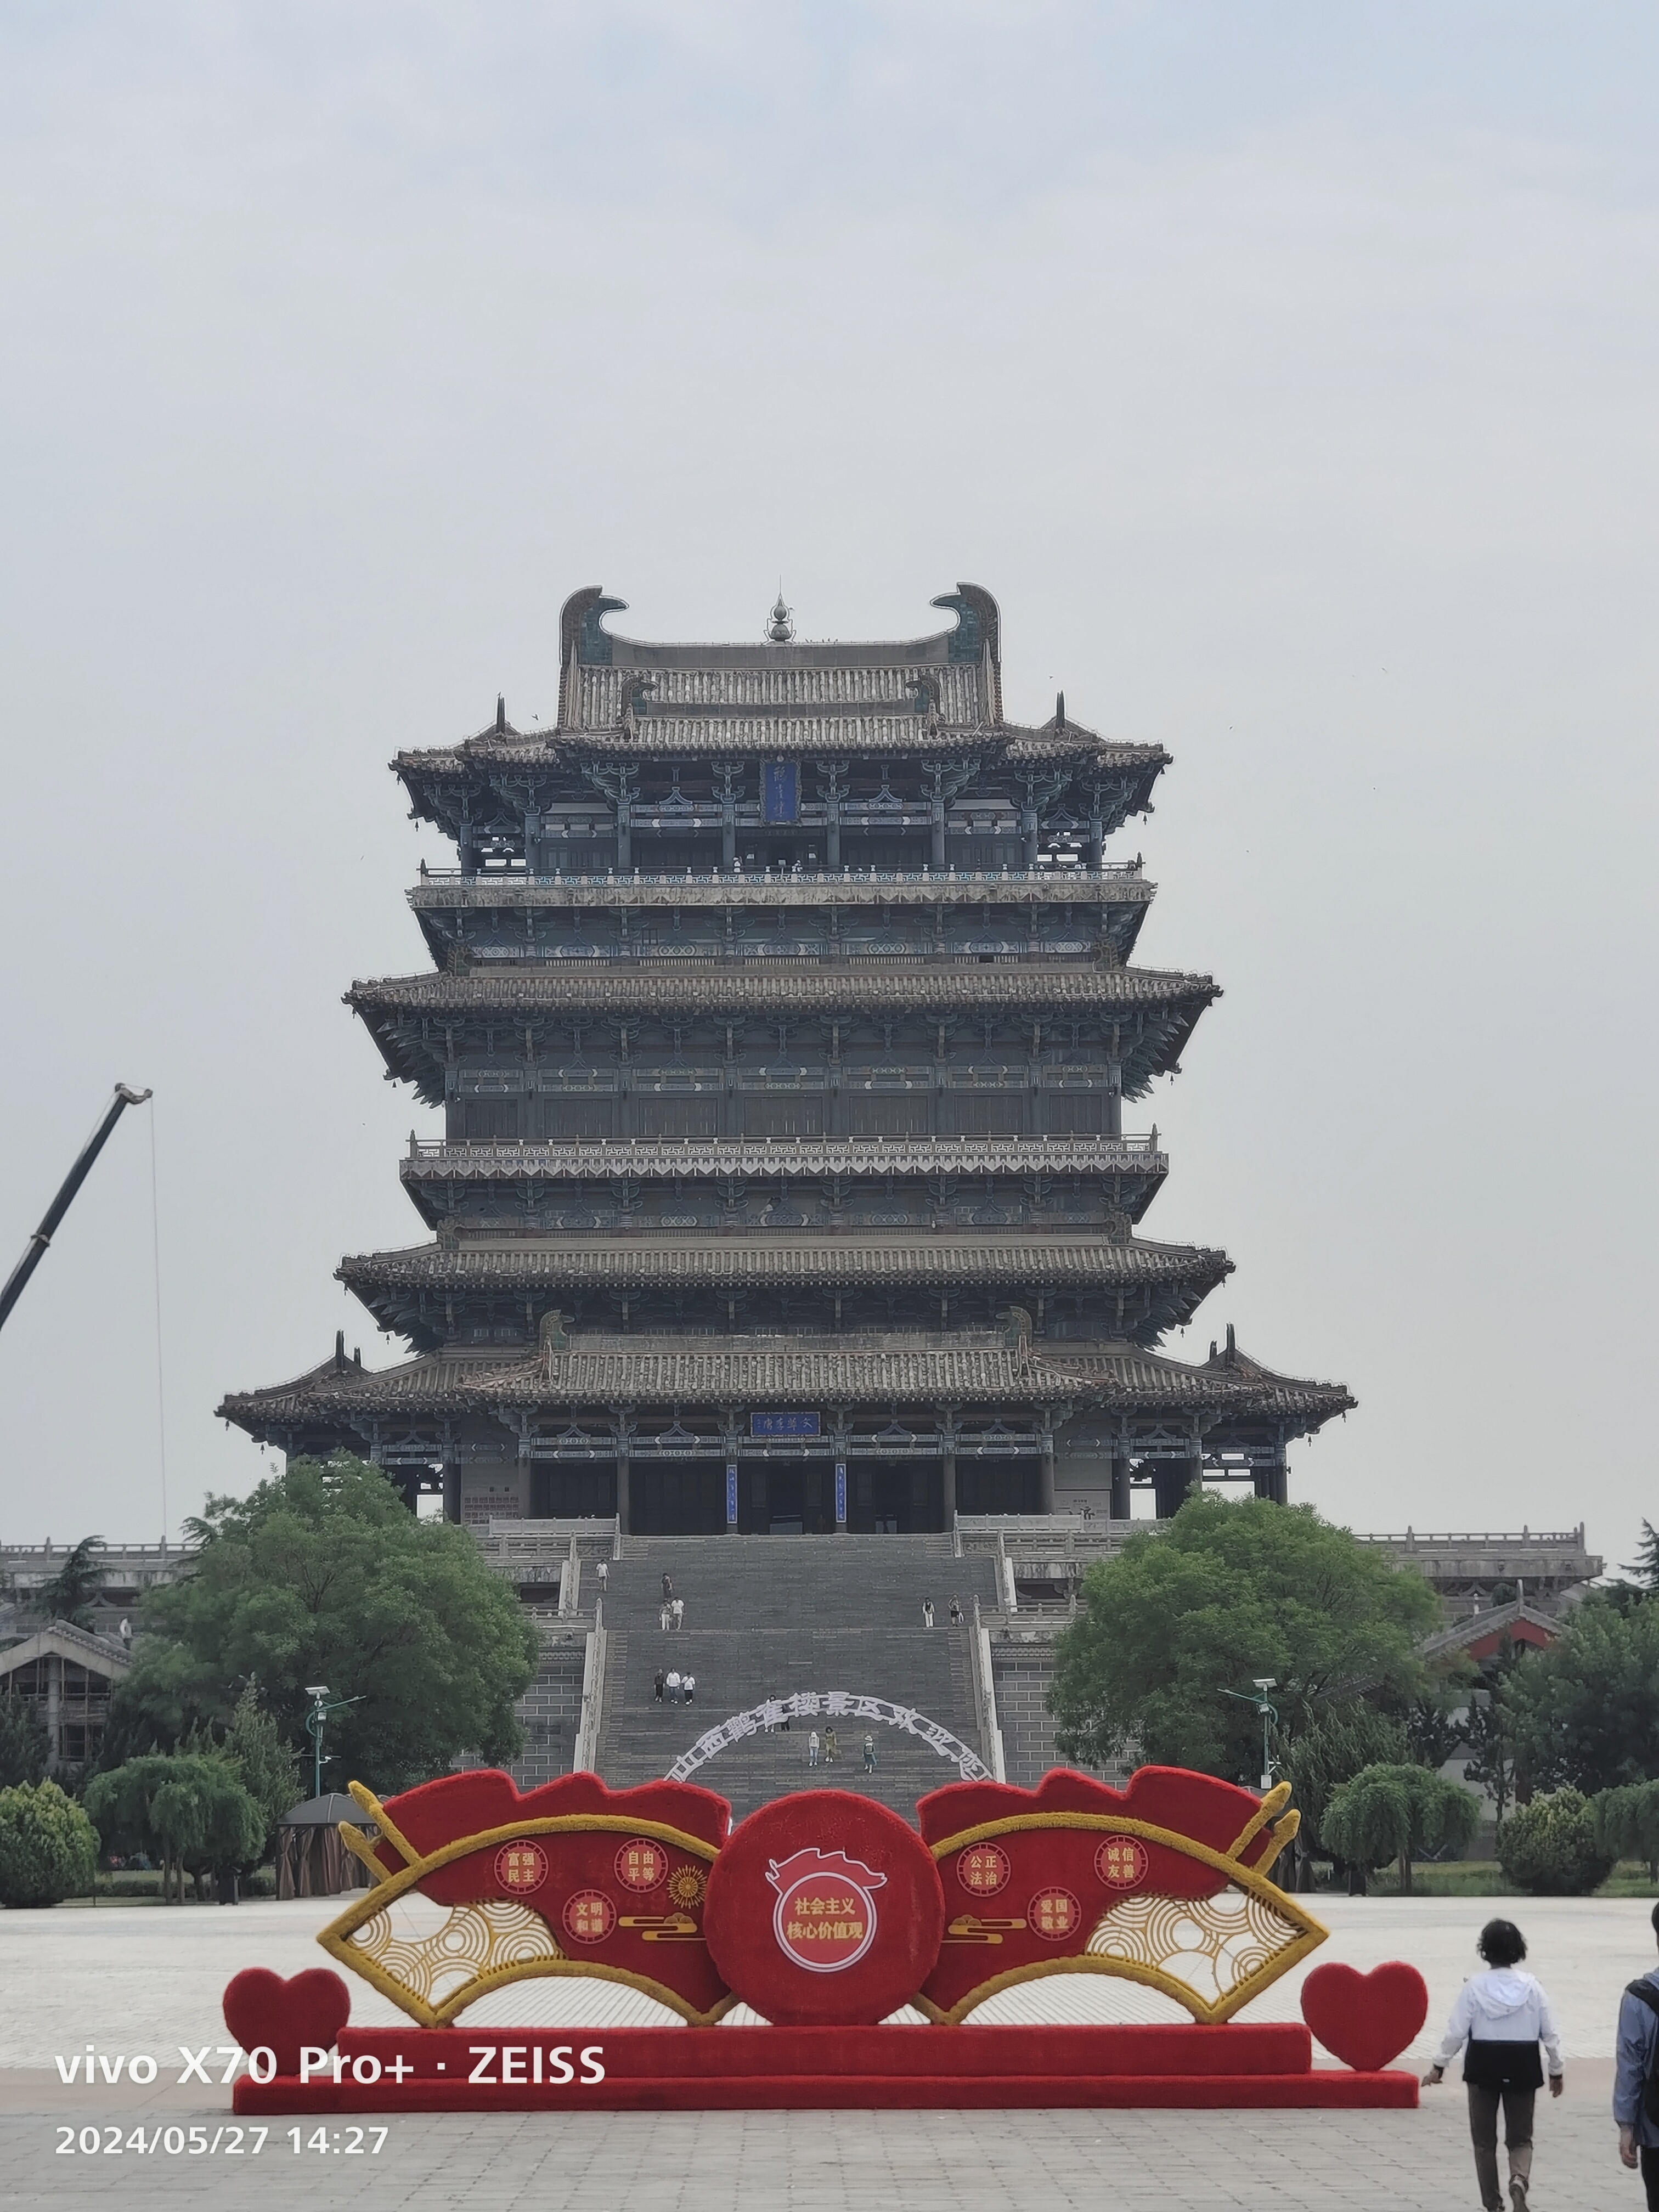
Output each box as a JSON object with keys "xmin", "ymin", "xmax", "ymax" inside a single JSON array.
[{"xmin": 1615, "ymin": 1902, "xmax": 1659, "ymax": 2200}]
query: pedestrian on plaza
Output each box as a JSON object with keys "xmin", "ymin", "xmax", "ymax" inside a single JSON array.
[
  {"xmin": 665, "ymin": 1668, "xmax": 682, "ymax": 1705},
  {"xmin": 862, "ymin": 1734, "xmax": 877, "ymax": 1774},
  {"xmin": 672, "ymin": 1596, "xmax": 685, "ymax": 1630},
  {"xmin": 808, "ymin": 1729, "xmax": 820, "ymax": 1769},
  {"xmin": 823, "ymin": 1727, "xmax": 839, "ymax": 1765},
  {"xmin": 1422, "ymin": 1917, "xmax": 1563, "ymax": 2211},
  {"xmin": 653, "ymin": 1668, "xmax": 665, "ymax": 1703},
  {"xmin": 949, "ymin": 1595, "xmax": 963, "ymax": 1626},
  {"xmin": 922, "ymin": 1599, "xmax": 934, "ymax": 1628},
  {"xmin": 1615, "ymin": 1900, "xmax": 1659, "ymax": 2200},
  {"xmin": 596, "ymin": 1559, "xmax": 608, "ymax": 1594},
  {"xmin": 683, "ymin": 1673, "xmax": 695, "ymax": 1707}
]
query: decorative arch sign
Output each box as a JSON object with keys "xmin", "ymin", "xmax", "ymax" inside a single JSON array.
[
  {"xmin": 222, "ymin": 1767, "xmax": 1425, "ymax": 2117},
  {"xmin": 667, "ymin": 1691, "xmax": 990, "ymax": 1785}
]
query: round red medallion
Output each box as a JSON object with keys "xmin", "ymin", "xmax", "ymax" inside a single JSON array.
[
  {"xmin": 561, "ymin": 1888, "xmax": 617, "ymax": 1944},
  {"xmin": 1028, "ymin": 1886, "xmax": 1082, "ymax": 1942},
  {"xmin": 1095, "ymin": 1834, "xmax": 1150, "ymax": 1889},
  {"xmin": 703, "ymin": 1790, "xmax": 945, "ymax": 2026},
  {"xmin": 956, "ymin": 1842, "xmax": 1011, "ymax": 1898},
  {"xmin": 614, "ymin": 1838, "xmax": 669, "ymax": 1893},
  {"xmin": 493, "ymin": 1839, "xmax": 549, "ymax": 1895}
]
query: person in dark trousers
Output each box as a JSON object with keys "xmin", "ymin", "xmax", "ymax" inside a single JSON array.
[
  {"xmin": 1615, "ymin": 1901, "xmax": 1659, "ymax": 2199},
  {"xmin": 662, "ymin": 1572, "xmax": 674, "ymax": 1602},
  {"xmin": 653, "ymin": 1669, "xmax": 665, "ymax": 1703},
  {"xmin": 1423, "ymin": 1917, "xmax": 1564, "ymax": 2211}
]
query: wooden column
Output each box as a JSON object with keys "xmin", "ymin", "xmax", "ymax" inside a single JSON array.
[
  {"xmin": 1109, "ymin": 1449, "xmax": 1132, "ymax": 1521},
  {"xmin": 1039, "ymin": 1430, "xmax": 1056, "ymax": 1515},
  {"xmin": 940, "ymin": 1444, "xmax": 957, "ymax": 1527},
  {"xmin": 614, "ymin": 1418, "xmax": 632, "ymax": 1536},
  {"xmin": 443, "ymin": 1463, "xmax": 462, "ymax": 1524}
]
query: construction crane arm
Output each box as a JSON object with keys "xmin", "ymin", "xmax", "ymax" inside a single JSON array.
[{"xmin": 0, "ymin": 1084, "xmax": 153, "ymax": 1335}]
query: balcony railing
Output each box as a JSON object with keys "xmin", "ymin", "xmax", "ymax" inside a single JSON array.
[
  {"xmin": 407, "ymin": 1131, "xmax": 1163, "ymax": 1167},
  {"xmin": 415, "ymin": 862, "xmax": 1148, "ymax": 891}
]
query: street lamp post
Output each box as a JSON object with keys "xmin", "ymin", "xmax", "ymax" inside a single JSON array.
[
  {"xmin": 303, "ymin": 1685, "xmax": 363, "ymax": 1799},
  {"xmin": 1219, "ymin": 1678, "xmax": 1280, "ymax": 1792}
]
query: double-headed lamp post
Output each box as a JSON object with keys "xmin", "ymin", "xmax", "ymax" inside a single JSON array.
[
  {"xmin": 303, "ymin": 1685, "xmax": 363, "ymax": 1799},
  {"xmin": 1218, "ymin": 1677, "xmax": 1280, "ymax": 1793}
]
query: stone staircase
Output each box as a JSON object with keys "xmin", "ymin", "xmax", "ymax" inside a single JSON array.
[{"xmin": 594, "ymin": 1534, "xmax": 1000, "ymax": 1824}]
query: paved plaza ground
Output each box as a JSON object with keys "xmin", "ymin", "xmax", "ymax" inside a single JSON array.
[{"xmin": 3, "ymin": 1893, "xmax": 1656, "ymax": 2208}]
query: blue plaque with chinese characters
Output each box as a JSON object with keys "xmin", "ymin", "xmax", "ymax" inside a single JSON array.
[
  {"xmin": 764, "ymin": 761, "xmax": 798, "ymax": 823},
  {"xmin": 751, "ymin": 1412, "xmax": 820, "ymax": 1437},
  {"xmin": 726, "ymin": 1463, "xmax": 739, "ymax": 1525}
]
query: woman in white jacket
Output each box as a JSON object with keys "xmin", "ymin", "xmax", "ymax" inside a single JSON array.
[{"xmin": 1423, "ymin": 1918, "xmax": 1565, "ymax": 2212}]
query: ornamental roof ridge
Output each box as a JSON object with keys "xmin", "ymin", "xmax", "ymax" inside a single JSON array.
[
  {"xmin": 390, "ymin": 725, "xmax": 1169, "ymax": 772},
  {"xmin": 217, "ymin": 1330, "xmax": 1353, "ymax": 1420},
  {"xmin": 398, "ymin": 1133, "xmax": 1169, "ymax": 1183},
  {"xmin": 335, "ymin": 1233, "xmax": 1233, "ymax": 1288},
  {"xmin": 347, "ymin": 962, "xmax": 1218, "ymax": 1013}
]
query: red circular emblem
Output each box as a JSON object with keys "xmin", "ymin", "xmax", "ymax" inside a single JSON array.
[
  {"xmin": 1095, "ymin": 1834, "xmax": 1150, "ymax": 1889},
  {"xmin": 703, "ymin": 1790, "xmax": 945, "ymax": 2027},
  {"xmin": 956, "ymin": 1842, "xmax": 1011, "ymax": 1898},
  {"xmin": 561, "ymin": 1889, "xmax": 617, "ymax": 1945},
  {"xmin": 493, "ymin": 1840, "xmax": 549, "ymax": 1895},
  {"xmin": 769, "ymin": 1846, "xmax": 883, "ymax": 1973},
  {"xmin": 1028, "ymin": 1886, "xmax": 1082, "ymax": 1942},
  {"xmin": 614, "ymin": 1838, "xmax": 668, "ymax": 1893}
]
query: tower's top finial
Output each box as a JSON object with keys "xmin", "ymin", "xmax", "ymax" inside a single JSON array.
[{"xmin": 766, "ymin": 590, "xmax": 794, "ymax": 645}]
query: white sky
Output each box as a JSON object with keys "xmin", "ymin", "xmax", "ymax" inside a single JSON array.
[{"xmin": 0, "ymin": 4, "xmax": 1654, "ymax": 1564}]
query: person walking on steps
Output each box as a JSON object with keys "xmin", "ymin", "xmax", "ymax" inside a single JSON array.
[
  {"xmin": 823, "ymin": 1727, "xmax": 839, "ymax": 1765},
  {"xmin": 1422, "ymin": 1917, "xmax": 1563, "ymax": 2211},
  {"xmin": 862, "ymin": 1734, "xmax": 877, "ymax": 1774},
  {"xmin": 949, "ymin": 1595, "xmax": 962, "ymax": 1626},
  {"xmin": 653, "ymin": 1668, "xmax": 665, "ymax": 1704},
  {"xmin": 672, "ymin": 1596, "xmax": 684, "ymax": 1630},
  {"xmin": 665, "ymin": 1668, "xmax": 682, "ymax": 1705},
  {"xmin": 662, "ymin": 1571, "xmax": 673, "ymax": 1601},
  {"xmin": 1615, "ymin": 1900, "xmax": 1659, "ymax": 2200},
  {"xmin": 682, "ymin": 1672, "xmax": 695, "ymax": 1707},
  {"xmin": 922, "ymin": 1599, "xmax": 934, "ymax": 1628},
  {"xmin": 596, "ymin": 1558, "xmax": 608, "ymax": 1595},
  {"xmin": 808, "ymin": 1729, "xmax": 820, "ymax": 1769}
]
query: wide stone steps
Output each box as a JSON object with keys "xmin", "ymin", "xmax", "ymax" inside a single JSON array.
[{"xmin": 592, "ymin": 1535, "xmax": 998, "ymax": 1821}]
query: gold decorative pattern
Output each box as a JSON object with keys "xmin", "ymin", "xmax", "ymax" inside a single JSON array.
[
  {"xmin": 319, "ymin": 1785, "xmax": 733, "ymax": 2028},
  {"xmin": 349, "ymin": 1899, "xmax": 562, "ymax": 2011},
  {"xmin": 1084, "ymin": 1886, "xmax": 1301, "ymax": 2007},
  {"xmin": 922, "ymin": 1790, "xmax": 1325, "ymax": 2027}
]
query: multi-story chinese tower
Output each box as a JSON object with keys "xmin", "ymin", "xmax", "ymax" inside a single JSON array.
[{"xmin": 222, "ymin": 585, "xmax": 1352, "ymax": 1528}]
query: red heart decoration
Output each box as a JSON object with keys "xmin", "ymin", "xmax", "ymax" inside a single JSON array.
[
  {"xmin": 222, "ymin": 1968, "xmax": 351, "ymax": 2078},
  {"xmin": 1300, "ymin": 1960, "xmax": 1429, "ymax": 2073}
]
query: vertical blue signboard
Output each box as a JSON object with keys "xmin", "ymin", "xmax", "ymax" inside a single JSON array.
[
  {"xmin": 764, "ymin": 761, "xmax": 798, "ymax": 823},
  {"xmin": 726, "ymin": 1463, "xmax": 738, "ymax": 1527},
  {"xmin": 834, "ymin": 1462, "xmax": 847, "ymax": 1527}
]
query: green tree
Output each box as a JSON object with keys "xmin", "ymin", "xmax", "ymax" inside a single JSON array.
[
  {"xmin": 0, "ymin": 1699, "xmax": 49, "ymax": 1788},
  {"xmin": 0, "ymin": 1780, "xmax": 99, "ymax": 1907},
  {"xmin": 108, "ymin": 1458, "xmax": 538, "ymax": 1792},
  {"xmin": 37, "ymin": 1537, "xmax": 105, "ymax": 1629},
  {"xmin": 1319, "ymin": 1763, "xmax": 1481, "ymax": 1893},
  {"xmin": 1623, "ymin": 1522, "xmax": 1659, "ymax": 1593},
  {"xmin": 1590, "ymin": 1780, "xmax": 1659, "ymax": 1881},
  {"xmin": 222, "ymin": 1685, "xmax": 303, "ymax": 1852},
  {"xmin": 84, "ymin": 1753, "xmax": 266, "ymax": 1903},
  {"xmin": 1462, "ymin": 1635, "xmax": 1526, "ymax": 1827},
  {"xmin": 1500, "ymin": 1592, "xmax": 1659, "ymax": 1797},
  {"xmin": 1047, "ymin": 1494, "xmax": 1438, "ymax": 1781},
  {"xmin": 1282, "ymin": 1703, "xmax": 1410, "ymax": 1884},
  {"xmin": 1495, "ymin": 1786, "xmax": 1615, "ymax": 1895}
]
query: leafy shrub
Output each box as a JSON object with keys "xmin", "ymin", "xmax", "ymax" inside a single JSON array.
[
  {"xmin": 0, "ymin": 1780, "xmax": 99, "ymax": 1907},
  {"xmin": 1496, "ymin": 1787, "xmax": 1615, "ymax": 1895},
  {"xmin": 1319, "ymin": 1763, "xmax": 1481, "ymax": 1892}
]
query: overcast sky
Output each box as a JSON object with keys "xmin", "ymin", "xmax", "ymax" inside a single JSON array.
[{"xmin": 1, "ymin": 4, "xmax": 1654, "ymax": 1567}]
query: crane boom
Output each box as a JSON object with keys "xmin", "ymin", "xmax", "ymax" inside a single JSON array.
[{"xmin": 0, "ymin": 1084, "xmax": 153, "ymax": 1335}]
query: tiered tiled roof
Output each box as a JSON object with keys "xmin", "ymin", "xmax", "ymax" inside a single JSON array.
[
  {"xmin": 338, "ymin": 1232, "xmax": 1229, "ymax": 1295},
  {"xmin": 398, "ymin": 1133, "xmax": 1165, "ymax": 1187},
  {"xmin": 219, "ymin": 1333, "xmax": 1350, "ymax": 1423}
]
